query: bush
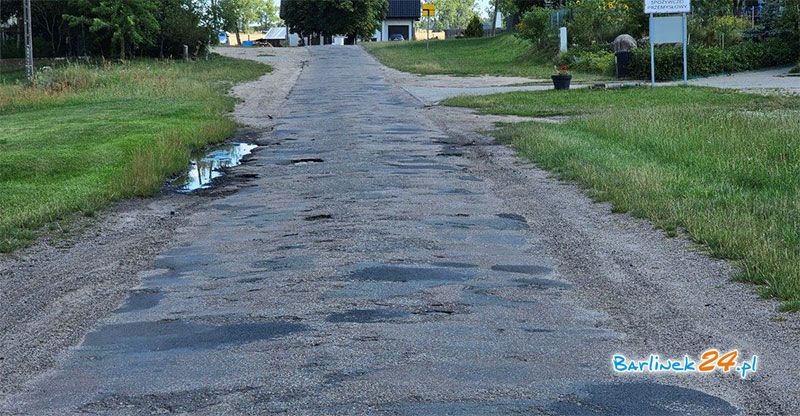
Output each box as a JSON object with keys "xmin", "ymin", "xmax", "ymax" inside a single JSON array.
[
  {"xmin": 566, "ymin": 0, "xmax": 644, "ymax": 46},
  {"xmin": 688, "ymin": 15, "xmax": 749, "ymax": 47},
  {"xmin": 464, "ymin": 14, "xmax": 484, "ymax": 38},
  {"xmin": 706, "ymin": 15, "xmax": 750, "ymax": 46},
  {"xmin": 628, "ymin": 38, "xmax": 798, "ymax": 81},
  {"xmin": 516, "ymin": 7, "xmax": 556, "ymax": 48},
  {"xmin": 566, "ymin": 49, "xmax": 616, "ymax": 76}
]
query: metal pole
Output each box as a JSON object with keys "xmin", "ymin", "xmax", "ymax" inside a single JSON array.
[
  {"xmin": 426, "ymin": 14, "xmax": 430, "ymax": 50},
  {"xmin": 649, "ymin": 14, "xmax": 655, "ymax": 86},
  {"xmin": 682, "ymin": 13, "xmax": 687, "ymax": 84},
  {"xmin": 23, "ymin": 0, "xmax": 33, "ymax": 82}
]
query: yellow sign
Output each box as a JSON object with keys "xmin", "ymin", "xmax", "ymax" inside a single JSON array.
[{"xmin": 422, "ymin": 3, "xmax": 435, "ymax": 17}]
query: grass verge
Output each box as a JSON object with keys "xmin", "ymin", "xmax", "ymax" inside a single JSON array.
[
  {"xmin": 444, "ymin": 86, "xmax": 800, "ymax": 309},
  {"xmin": 363, "ymin": 34, "xmax": 602, "ymax": 81},
  {"xmin": 0, "ymin": 55, "xmax": 270, "ymax": 252}
]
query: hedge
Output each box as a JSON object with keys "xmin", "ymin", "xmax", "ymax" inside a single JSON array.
[{"xmin": 627, "ymin": 37, "xmax": 798, "ymax": 81}]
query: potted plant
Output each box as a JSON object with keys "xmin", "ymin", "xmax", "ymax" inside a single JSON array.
[{"xmin": 552, "ymin": 64, "xmax": 572, "ymax": 90}]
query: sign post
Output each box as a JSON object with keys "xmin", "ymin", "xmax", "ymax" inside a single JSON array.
[
  {"xmin": 645, "ymin": 0, "xmax": 690, "ymax": 85},
  {"xmin": 422, "ymin": 3, "xmax": 435, "ymax": 50}
]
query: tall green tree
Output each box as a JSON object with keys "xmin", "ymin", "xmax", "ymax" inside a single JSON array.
[
  {"xmin": 783, "ymin": 0, "xmax": 800, "ymax": 56},
  {"xmin": 282, "ymin": 0, "xmax": 387, "ymax": 40},
  {"xmin": 464, "ymin": 13, "xmax": 484, "ymax": 36},
  {"xmin": 431, "ymin": 0, "xmax": 477, "ymax": 31},
  {"xmin": 219, "ymin": 0, "xmax": 269, "ymax": 45},
  {"xmin": 66, "ymin": 0, "xmax": 159, "ymax": 60},
  {"xmin": 157, "ymin": 0, "xmax": 212, "ymax": 58},
  {"xmin": 258, "ymin": 0, "xmax": 281, "ymax": 29}
]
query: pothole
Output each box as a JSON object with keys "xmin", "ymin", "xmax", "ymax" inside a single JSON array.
[
  {"xmin": 291, "ymin": 158, "xmax": 324, "ymax": 165},
  {"xmin": 304, "ymin": 214, "xmax": 332, "ymax": 221},
  {"xmin": 172, "ymin": 142, "xmax": 257, "ymax": 192}
]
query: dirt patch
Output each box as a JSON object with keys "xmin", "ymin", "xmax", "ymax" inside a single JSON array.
[{"xmin": 214, "ymin": 47, "xmax": 310, "ymax": 129}]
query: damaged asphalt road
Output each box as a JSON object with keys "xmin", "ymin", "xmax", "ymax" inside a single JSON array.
[{"xmin": 2, "ymin": 46, "xmax": 800, "ymax": 415}]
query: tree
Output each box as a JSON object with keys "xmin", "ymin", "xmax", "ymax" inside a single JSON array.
[
  {"xmin": 258, "ymin": 0, "xmax": 280, "ymax": 29},
  {"xmin": 156, "ymin": 0, "xmax": 213, "ymax": 58},
  {"xmin": 219, "ymin": 0, "xmax": 269, "ymax": 45},
  {"xmin": 516, "ymin": 6, "xmax": 552, "ymax": 46},
  {"xmin": 497, "ymin": 0, "xmax": 546, "ymax": 31},
  {"xmin": 464, "ymin": 13, "xmax": 484, "ymax": 37},
  {"xmin": 782, "ymin": 0, "xmax": 800, "ymax": 58},
  {"xmin": 282, "ymin": 0, "xmax": 387, "ymax": 40},
  {"xmin": 66, "ymin": 0, "xmax": 159, "ymax": 60},
  {"xmin": 431, "ymin": 0, "xmax": 477, "ymax": 31},
  {"xmin": 491, "ymin": 0, "xmax": 499, "ymax": 35},
  {"xmin": 31, "ymin": 0, "xmax": 69, "ymax": 56}
]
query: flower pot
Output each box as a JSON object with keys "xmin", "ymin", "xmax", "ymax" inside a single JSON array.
[{"xmin": 551, "ymin": 74, "xmax": 572, "ymax": 90}]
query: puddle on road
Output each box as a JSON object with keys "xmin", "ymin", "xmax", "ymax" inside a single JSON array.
[{"xmin": 173, "ymin": 143, "xmax": 257, "ymax": 192}]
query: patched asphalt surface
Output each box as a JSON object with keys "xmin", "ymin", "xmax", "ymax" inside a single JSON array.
[{"xmin": 2, "ymin": 46, "xmax": 799, "ymax": 415}]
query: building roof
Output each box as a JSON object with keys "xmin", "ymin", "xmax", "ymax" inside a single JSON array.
[
  {"xmin": 264, "ymin": 27, "xmax": 287, "ymax": 40},
  {"xmin": 388, "ymin": 0, "xmax": 421, "ymax": 19}
]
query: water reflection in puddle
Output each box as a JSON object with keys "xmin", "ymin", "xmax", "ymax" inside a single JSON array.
[{"xmin": 174, "ymin": 143, "xmax": 257, "ymax": 192}]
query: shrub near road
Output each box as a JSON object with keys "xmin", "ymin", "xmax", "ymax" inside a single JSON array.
[
  {"xmin": 445, "ymin": 87, "xmax": 800, "ymax": 309},
  {"xmin": 0, "ymin": 56, "xmax": 269, "ymax": 252}
]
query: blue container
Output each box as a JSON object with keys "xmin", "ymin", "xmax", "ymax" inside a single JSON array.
[{"xmin": 242, "ymin": 41, "xmax": 254, "ymax": 47}]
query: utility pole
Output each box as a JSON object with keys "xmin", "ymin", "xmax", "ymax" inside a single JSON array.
[{"xmin": 23, "ymin": 0, "xmax": 33, "ymax": 82}]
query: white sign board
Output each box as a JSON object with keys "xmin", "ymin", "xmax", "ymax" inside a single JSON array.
[
  {"xmin": 650, "ymin": 16, "xmax": 684, "ymax": 44},
  {"xmin": 648, "ymin": 14, "xmax": 688, "ymax": 84},
  {"xmin": 645, "ymin": 0, "xmax": 690, "ymax": 14}
]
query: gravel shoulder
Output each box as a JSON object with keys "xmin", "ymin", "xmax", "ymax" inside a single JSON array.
[{"xmin": 0, "ymin": 47, "xmax": 306, "ymax": 401}]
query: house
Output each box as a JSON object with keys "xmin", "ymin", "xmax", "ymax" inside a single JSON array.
[{"xmin": 374, "ymin": 0, "xmax": 422, "ymax": 41}]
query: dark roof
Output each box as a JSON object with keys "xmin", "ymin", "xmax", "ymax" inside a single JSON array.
[{"xmin": 388, "ymin": 0, "xmax": 421, "ymax": 19}]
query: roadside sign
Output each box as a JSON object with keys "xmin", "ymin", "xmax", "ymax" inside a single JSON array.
[
  {"xmin": 648, "ymin": 13, "xmax": 688, "ymax": 85},
  {"xmin": 422, "ymin": 3, "xmax": 435, "ymax": 17},
  {"xmin": 422, "ymin": 3, "xmax": 435, "ymax": 50},
  {"xmin": 650, "ymin": 15, "xmax": 684, "ymax": 43},
  {"xmin": 645, "ymin": 0, "xmax": 690, "ymax": 14}
]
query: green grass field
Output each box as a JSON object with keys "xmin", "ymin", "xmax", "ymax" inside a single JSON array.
[
  {"xmin": 363, "ymin": 34, "xmax": 602, "ymax": 81},
  {"xmin": 444, "ymin": 87, "xmax": 800, "ymax": 309},
  {"xmin": 0, "ymin": 55, "xmax": 269, "ymax": 252},
  {"xmin": 0, "ymin": 67, "xmax": 26, "ymax": 84}
]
